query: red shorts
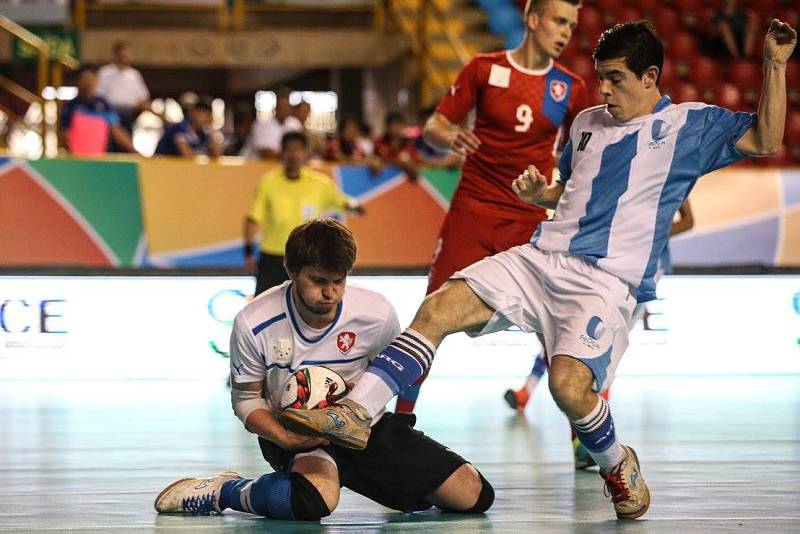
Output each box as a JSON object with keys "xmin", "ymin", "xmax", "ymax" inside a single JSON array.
[{"xmin": 426, "ymin": 206, "xmax": 547, "ymax": 294}]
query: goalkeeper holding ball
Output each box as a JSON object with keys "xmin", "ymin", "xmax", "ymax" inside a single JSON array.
[{"xmin": 154, "ymin": 218, "xmax": 493, "ymax": 521}]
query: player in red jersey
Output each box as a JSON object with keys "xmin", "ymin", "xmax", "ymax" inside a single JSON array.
[{"xmin": 394, "ymin": 0, "xmax": 587, "ymax": 414}]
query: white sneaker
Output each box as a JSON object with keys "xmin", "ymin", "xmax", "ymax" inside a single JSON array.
[
  {"xmin": 154, "ymin": 471, "xmax": 241, "ymax": 515},
  {"xmin": 600, "ymin": 445, "xmax": 650, "ymax": 519}
]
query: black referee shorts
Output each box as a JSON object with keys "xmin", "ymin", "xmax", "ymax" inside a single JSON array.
[
  {"xmin": 259, "ymin": 412, "xmax": 468, "ymax": 512},
  {"xmin": 254, "ymin": 252, "xmax": 289, "ymax": 296}
]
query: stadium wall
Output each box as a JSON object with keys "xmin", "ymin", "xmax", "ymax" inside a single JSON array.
[{"xmin": 1, "ymin": 156, "xmax": 798, "ymax": 269}]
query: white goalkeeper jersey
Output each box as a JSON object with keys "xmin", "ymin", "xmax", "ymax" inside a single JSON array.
[{"xmin": 230, "ymin": 281, "xmax": 400, "ymax": 414}]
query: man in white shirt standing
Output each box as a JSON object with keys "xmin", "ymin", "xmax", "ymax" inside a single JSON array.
[
  {"xmin": 96, "ymin": 41, "xmax": 150, "ymax": 147},
  {"xmin": 251, "ymin": 88, "xmax": 303, "ymax": 159}
]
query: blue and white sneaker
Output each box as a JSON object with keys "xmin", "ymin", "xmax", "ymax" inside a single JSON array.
[{"xmin": 154, "ymin": 471, "xmax": 241, "ymax": 515}]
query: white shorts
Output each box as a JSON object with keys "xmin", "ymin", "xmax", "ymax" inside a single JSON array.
[{"xmin": 453, "ymin": 245, "xmax": 636, "ymax": 392}]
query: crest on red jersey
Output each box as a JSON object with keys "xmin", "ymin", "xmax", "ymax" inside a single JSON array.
[
  {"xmin": 337, "ymin": 332, "xmax": 356, "ymax": 354},
  {"xmin": 550, "ymin": 80, "xmax": 567, "ymax": 102}
]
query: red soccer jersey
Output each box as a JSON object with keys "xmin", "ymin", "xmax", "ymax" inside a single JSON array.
[{"xmin": 437, "ymin": 50, "xmax": 588, "ymax": 219}]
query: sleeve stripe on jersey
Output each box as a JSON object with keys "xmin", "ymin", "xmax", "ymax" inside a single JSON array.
[{"xmin": 252, "ymin": 312, "xmax": 287, "ymax": 336}]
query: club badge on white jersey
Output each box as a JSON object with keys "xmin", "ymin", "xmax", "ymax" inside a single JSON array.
[{"xmin": 229, "ymin": 281, "xmax": 400, "ymax": 412}]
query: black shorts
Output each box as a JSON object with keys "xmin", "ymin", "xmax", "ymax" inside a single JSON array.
[
  {"xmin": 259, "ymin": 412, "xmax": 468, "ymax": 512},
  {"xmin": 255, "ymin": 252, "xmax": 289, "ymax": 296}
]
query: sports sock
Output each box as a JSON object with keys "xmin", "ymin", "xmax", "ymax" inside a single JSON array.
[
  {"xmin": 523, "ymin": 351, "xmax": 548, "ymax": 394},
  {"xmin": 219, "ymin": 473, "xmax": 294, "ymax": 519},
  {"xmin": 348, "ymin": 328, "xmax": 435, "ymax": 419},
  {"xmin": 570, "ymin": 395, "xmax": 625, "ymax": 472}
]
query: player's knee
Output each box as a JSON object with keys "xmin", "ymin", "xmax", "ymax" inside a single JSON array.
[
  {"xmin": 290, "ymin": 472, "xmax": 334, "ymax": 521},
  {"xmin": 444, "ymin": 469, "xmax": 494, "ymax": 514},
  {"xmin": 548, "ymin": 360, "xmax": 592, "ymax": 413}
]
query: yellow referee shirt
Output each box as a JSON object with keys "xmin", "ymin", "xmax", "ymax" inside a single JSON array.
[{"xmin": 248, "ymin": 166, "xmax": 350, "ymax": 255}]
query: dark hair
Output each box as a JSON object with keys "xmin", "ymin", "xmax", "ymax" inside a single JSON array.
[
  {"xmin": 593, "ymin": 21, "xmax": 664, "ymax": 85},
  {"xmin": 385, "ymin": 112, "xmax": 405, "ymax": 126},
  {"xmin": 112, "ymin": 41, "xmax": 129, "ymax": 54},
  {"xmin": 524, "ymin": 0, "xmax": 580, "ymax": 20},
  {"xmin": 76, "ymin": 64, "xmax": 97, "ymax": 76},
  {"xmin": 284, "ymin": 218, "xmax": 356, "ymax": 275},
  {"xmin": 281, "ymin": 131, "xmax": 308, "ymax": 149},
  {"xmin": 192, "ymin": 98, "xmax": 213, "ymax": 113}
]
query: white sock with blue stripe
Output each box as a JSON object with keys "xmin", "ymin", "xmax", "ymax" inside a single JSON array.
[{"xmin": 571, "ymin": 395, "xmax": 625, "ymax": 472}]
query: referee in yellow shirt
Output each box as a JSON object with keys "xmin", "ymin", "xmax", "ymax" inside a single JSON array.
[{"xmin": 244, "ymin": 131, "xmax": 364, "ymax": 295}]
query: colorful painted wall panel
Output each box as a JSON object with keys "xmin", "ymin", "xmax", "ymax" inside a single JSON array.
[
  {"xmin": 0, "ymin": 158, "xmax": 142, "ymax": 266},
  {"xmin": 2, "ymin": 157, "xmax": 800, "ymax": 269}
]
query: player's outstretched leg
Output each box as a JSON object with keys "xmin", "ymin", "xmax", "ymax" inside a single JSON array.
[
  {"xmin": 549, "ymin": 356, "xmax": 649, "ymax": 519},
  {"xmin": 281, "ymin": 280, "xmax": 494, "ymax": 449},
  {"xmin": 504, "ymin": 350, "xmax": 548, "ymax": 412},
  {"xmin": 155, "ymin": 469, "xmax": 334, "ymax": 521}
]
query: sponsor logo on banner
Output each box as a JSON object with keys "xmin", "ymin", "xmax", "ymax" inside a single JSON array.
[
  {"xmin": 337, "ymin": 332, "xmax": 356, "ymax": 354},
  {"xmin": 550, "ymin": 80, "xmax": 567, "ymax": 102},
  {"xmin": 0, "ymin": 298, "xmax": 68, "ymax": 349}
]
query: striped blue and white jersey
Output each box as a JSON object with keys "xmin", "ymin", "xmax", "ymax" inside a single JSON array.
[
  {"xmin": 532, "ymin": 96, "xmax": 755, "ymax": 302},
  {"xmin": 230, "ymin": 281, "xmax": 400, "ymax": 413}
]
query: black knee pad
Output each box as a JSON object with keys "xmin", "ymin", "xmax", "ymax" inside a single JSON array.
[
  {"xmin": 441, "ymin": 471, "xmax": 495, "ymax": 514},
  {"xmin": 465, "ymin": 472, "xmax": 494, "ymax": 514},
  {"xmin": 289, "ymin": 472, "xmax": 331, "ymax": 521}
]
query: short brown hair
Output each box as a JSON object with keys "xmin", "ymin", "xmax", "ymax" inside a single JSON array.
[
  {"xmin": 284, "ymin": 218, "xmax": 356, "ymax": 275},
  {"xmin": 524, "ymin": 0, "xmax": 580, "ymax": 20}
]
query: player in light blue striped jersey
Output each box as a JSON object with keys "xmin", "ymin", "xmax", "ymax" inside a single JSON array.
[{"xmin": 281, "ymin": 19, "xmax": 796, "ymax": 521}]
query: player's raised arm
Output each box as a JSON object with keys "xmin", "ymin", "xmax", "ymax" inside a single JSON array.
[
  {"xmin": 735, "ymin": 19, "xmax": 797, "ymax": 156},
  {"xmin": 423, "ymin": 112, "xmax": 481, "ymax": 156},
  {"xmin": 512, "ymin": 165, "xmax": 564, "ymax": 209}
]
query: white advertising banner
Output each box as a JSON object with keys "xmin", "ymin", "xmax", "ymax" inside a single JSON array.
[
  {"xmin": 0, "ymin": 0, "xmax": 68, "ymax": 25},
  {"xmin": 0, "ymin": 275, "xmax": 798, "ymax": 380}
]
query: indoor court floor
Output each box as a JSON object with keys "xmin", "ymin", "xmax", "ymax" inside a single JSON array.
[{"xmin": 2, "ymin": 374, "xmax": 799, "ymax": 533}]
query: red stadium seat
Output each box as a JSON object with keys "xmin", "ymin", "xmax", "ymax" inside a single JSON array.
[
  {"xmin": 666, "ymin": 31, "xmax": 698, "ymax": 62},
  {"xmin": 693, "ymin": 56, "xmax": 721, "ymax": 89},
  {"xmin": 728, "ymin": 60, "xmax": 761, "ymax": 91},
  {"xmin": 776, "ymin": 8, "xmax": 799, "ymax": 29},
  {"xmin": 653, "ymin": 8, "xmax": 681, "ymax": 37},
  {"xmin": 566, "ymin": 55, "xmax": 595, "ymax": 84},
  {"xmin": 694, "ymin": 7, "xmax": 717, "ymax": 34},
  {"xmin": 659, "ymin": 57, "xmax": 676, "ymax": 88},
  {"xmin": 670, "ymin": 82, "xmax": 700, "ymax": 103},
  {"xmin": 579, "ymin": 6, "xmax": 604, "ymax": 35},
  {"xmin": 785, "ymin": 110, "xmax": 800, "ymax": 144},
  {"xmin": 673, "ymin": 0, "xmax": 703, "ymax": 11},
  {"xmin": 713, "ymin": 82, "xmax": 744, "ymax": 110},
  {"xmin": 613, "ymin": 6, "xmax": 641, "ymax": 24},
  {"xmin": 636, "ymin": 0, "xmax": 660, "ymax": 16},
  {"xmin": 786, "ymin": 60, "xmax": 800, "ymax": 86},
  {"xmin": 747, "ymin": 0, "xmax": 780, "ymax": 15}
]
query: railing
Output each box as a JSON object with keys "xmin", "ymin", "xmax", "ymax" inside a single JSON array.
[
  {"xmin": 73, "ymin": 0, "xmax": 230, "ymax": 30},
  {"xmin": 0, "ymin": 15, "xmax": 79, "ymax": 157},
  {"xmin": 381, "ymin": 0, "xmax": 470, "ymax": 107}
]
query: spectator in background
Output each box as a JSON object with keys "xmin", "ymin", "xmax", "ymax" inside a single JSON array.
[
  {"xmin": 374, "ymin": 112, "xmax": 420, "ymax": 180},
  {"xmin": 96, "ymin": 41, "xmax": 151, "ymax": 150},
  {"xmin": 251, "ymin": 88, "xmax": 303, "ymax": 159},
  {"xmin": 326, "ymin": 116, "xmax": 377, "ymax": 164},
  {"xmin": 243, "ymin": 131, "xmax": 364, "ymax": 296},
  {"xmin": 61, "ymin": 65, "xmax": 137, "ymax": 156},
  {"xmin": 704, "ymin": 0, "xmax": 758, "ymax": 59},
  {"xmin": 292, "ymin": 99, "xmax": 326, "ymax": 158},
  {"xmin": 225, "ymin": 102, "xmax": 255, "ymax": 157},
  {"xmin": 154, "ymin": 98, "xmax": 222, "ymax": 157}
]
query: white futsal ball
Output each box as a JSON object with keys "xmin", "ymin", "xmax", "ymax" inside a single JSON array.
[{"xmin": 280, "ymin": 366, "xmax": 348, "ymax": 410}]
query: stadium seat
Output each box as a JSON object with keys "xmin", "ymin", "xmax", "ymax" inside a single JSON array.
[
  {"xmin": 666, "ymin": 31, "xmax": 698, "ymax": 62},
  {"xmin": 786, "ymin": 60, "xmax": 800, "ymax": 86},
  {"xmin": 566, "ymin": 55, "xmax": 594, "ymax": 83},
  {"xmin": 636, "ymin": 0, "xmax": 660, "ymax": 16},
  {"xmin": 713, "ymin": 82, "xmax": 744, "ymax": 110},
  {"xmin": 729, "ymin": 61, "xmax": 761, "ymax": 91},
  {"xmin": 693, "ymin": 56, "xmax": 721, "ymax": 89},
  {"xmin": 660, "ymin": 57, "xmax": 676, "ymax": 87},
  {"xmin": 776, "ymin": 8, "xmax": 799, "ymax": 29},
  {"xmin": 694, "ymin": 7, "xmax": 717, "ymax": 34},
  {"xmin": 747, "ymin": 0, "xmax": 780, "ymax": 15},
  {"xmin": 670, "ymin": 82, "xmax": 700, "ymax": 103},
  {"xmin": 672, "ymin": 0, "xmax": 703, "ymax": 12},
  {"xmin": 578, "ymin": 5, "xmax": 604, "ymax": 36},
  {"xmin": 614, "ymin": 7, "xmax": 641, "ymax": 25},
  {"xmin": 785, "ymin": 110, "xmax": 800, "ymax": 144},
  {"xmin": 487, "ymin": 5, "xmax": 524, "ymax": 36},
  {"xmin": 653, "ymin": 8, "xmax": 681, "ymax": 37}
]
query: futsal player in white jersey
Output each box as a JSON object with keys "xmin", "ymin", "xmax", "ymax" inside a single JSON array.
[
  {"xmin": 154, "ymin": 218, "xmax": 493, "ymax": 520},
  {"xmin": 281, "ymin": 20, "xmax": 796, "ymax": 521}
]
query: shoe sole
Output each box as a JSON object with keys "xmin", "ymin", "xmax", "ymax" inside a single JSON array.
[
  {"xmin": 280, "ymin": 410, "xmax": 367, "ymax": 450},
  {"xmin": 616, "ymin": 448, "xmax": 650, "ymax": 520},
  {"xmin": 153, "ymin": 471, "xmax": 241, "ymax": 514},
  {"xmin": 503, "ymin": 389, "xmax": 518, "ymax": 410}
]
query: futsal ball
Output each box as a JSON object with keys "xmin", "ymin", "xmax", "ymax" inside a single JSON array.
[{"xmin": 280, "ymin": 366, "xmax": 348, "ymax": 410}]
